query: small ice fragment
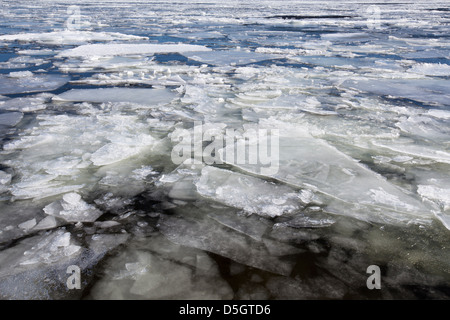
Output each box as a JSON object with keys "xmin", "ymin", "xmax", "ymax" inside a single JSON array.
[
  {"xmin": 18, "ymin": 218, "xmax": 37, "ymax": 230},
  {"xmin": 8, "ymin": 71, "xmax": 33, "ymax": 78},
  {"xmin": 58, "ymin": 43, "xmax": 211, "ymax": 58},
  {"xmin": 33, "ymin": 216, "xmax": 58, "ymax": 231},
  {"xmin": 0, "ymin": 171, "xmax": 12, "ymax": 185},
  {"xmin": 0, "ymin": 112, "xmax": 23, "ymax": 126},
  {"xmin": 95, "ymin": 221, "xmax": 121, "ymax": 229}
]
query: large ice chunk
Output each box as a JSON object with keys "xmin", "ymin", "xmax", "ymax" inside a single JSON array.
[
  {"xmin": 218, "ymin": 119, "xmax": 433, "ymax": 226},
  {"xmin": 0, "ymin": 112, "xmax": 23, "ymax": 126},
  {"xmin": 0, "ymin": 30, "xmax": 147, "ymax": 45},
  {"xmin": 158, "ymin": 209, "xmax": 298, "ymax": 276},
  {"xmin": 54, "ymin": 88, "xmax": 177, "ymax": 106},
  {"xmin": 195, "ymin": 166, "xmax": 302, "ymax": 218},
  {"xmin": 43, "ymin": 193, "xmax": 103, "ymax": 223},
  {"xmin": 88, "ymin": 235, "xmax": 233, "ymax": 299},
  {"xmin": 0, "ymin": 229, "xmax": 128, "ymax": 299},
  {"xmin": 58, "ymin": 43, "xmax": 211, "ymax": 58},
  {"xmin": 343, "ymin": 79, "xmax": 450, "ymax": 107},
  {"xmin": 183, "ymin": 50, "xmax": 281, "ymax": 66},
  {"xmin": 0, "ymin": 73, "xmax": 69, "ymax": 95}
]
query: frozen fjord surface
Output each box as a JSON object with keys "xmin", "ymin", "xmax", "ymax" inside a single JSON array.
[
  {"xmin": 0, "ymin": 73, "xmax": 69, "ymax": 95},
  {"xmin": 0, "ymin": 0, "xmax": 449, "ymax": 299}
]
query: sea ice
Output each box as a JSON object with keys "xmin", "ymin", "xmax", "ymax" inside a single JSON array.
[
  {"xmin": 43, "ymin": 192, "xmax": 103, "ymax": 223},
  {"xmin": 219, "ymin": 119, "xmax": 433, "ymax": 226},
  {"xmin": 58, "ymin": 43, "xmax": 211, "ymax": 58},
  {"xmin": 54, "ymin": 88, "xmax": 177, "ymax": 106},
  {"xmin": 0, "ymin": 112, "xmax": 23, "ymax": 126},
  {"xmin": 183, "ymin": 50, "xmax": 281, "ymax": 66},
  {"xmin": 343, "ymin": 79, "xmax": 450, "ymax": 107},
  {"xmin": 0, "ymin": 229, "xmax": 128, "ymax": 299},
  {"xmin": 0, "ymin": 30, "xmax": 147, "ymax": 45},
  {"xmin": 0, "ymin": 73, "xmax": 69, "ymax": 95},
  {"xmin": 88, "ymin": 235, "xmax": 233, "ymax": 299},
  {"xmin": 159, "ymin": 211, "xmax": 296, "ymax": 276},
  {"xmin": 0, "ymin": 94, "xmax": 51, "ymax": 112},
  {"xmin": 195, "ymin": 166, "xmax": 302, "ymax": 218}
]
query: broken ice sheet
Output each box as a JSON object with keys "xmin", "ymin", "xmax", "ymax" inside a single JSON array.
[
  {"xmin": 0, "ymin": 229, "xmax": 81, "ymax": 299},
  {"xmin": 0, "ymin": 73, "xmax": 69, "ymax": 95},
  {"xmin": 43, "ymin": 192, "xmax": 103, "ymax": 223},
  {"xmin": 343, "ymin": 78, "xmax": 450, "ymax": 107},
  {"xmin": 2, "ymin": 111, "xmax": 166, "ymax": 200},
  {"xmin": 0, "ymin": 94, "xmax": 52, "ymax": 112},
  {"xmin": 0, "ymin": 112, "xmax": 23, "ymax": 126},
  {"xmin": 158, "ymin": 209, "xmax": 298, "ymax": 276},
  {"xmin": 88, "ymin": 235, "xmax": 233, "ymax": 299},
  {"xmin": 54, "ymin": 88, "xmax": 177, "ymax": 106},
  {"xmin": 207, "ymin": 210, "xmax": 270, "ymax": 241},
  {"xmin": 417, "ymin": 184, "xmax": 450, "ymax": 230},
  {"xmin": 195, "ymin": 166, "xmax": 303, "ymax": 218},
  {"xmin": 90, "ymin": 136, "xmax": 156, "ymax": 167},
  {"xmin": 0, "ymin": 229, "xmax": 128, "ymax": 299},
  {"xmin": 58, "ymin": 43, "xmax": 211, "ymax": 58},
  {"xmin": 0, "ymin": 30, "xmax": 148, "ymax": 45},
  {"xmin": 274, "ymin": 214, "xmax": 336, "ymax": 229},
  {"xmin": 0, "ymin": 200, "xmax": 61, "ymax": 244},
  {"xmin": 183, "ymin": 50, "xmax": 282, "ymax": 66},
  {"xmin": 371, "ymin": 138, "xmax": 450, "ymax": 165}
]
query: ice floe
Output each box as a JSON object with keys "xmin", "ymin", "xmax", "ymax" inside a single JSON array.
[
  {"xmin": 58, "ymin": 43, "xmax": 211, "ymax": 58},
  {"xmin": 0, "ymin": 73, "xmax": 69, "ymax": 95},
  {"xmin": 184, "ymin": 50, "xmax": 281, "ymax": 66},
  {"xmin": 43, "ymin": 192, "xmax": 103, "ymax": 223},
  {"xmin": 0, "ymin": 30, "xmax": 147, "ymax": 45},
  {"xmin": 54, "ymin": 88, "xmax": 177, "ymax": 106}
]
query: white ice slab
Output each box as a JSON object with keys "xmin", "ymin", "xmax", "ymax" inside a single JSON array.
[
  {"xmin": 58, "ymin": 43, "xmax": 211, "ymax": 58},
  {"xmin": 0, "ymin": 74, "xmax": 69, "ymax": 95},
  {"xmin": 43, "ymin": 192, "xmax": 103, "ymax": 223},
  {"xmin": 218, "ymin": 119, "xmax": 433, "ymax": 226},
  {"xmin": 0, "ymin": 112, "xmax": 23, "ymax": 126},
  {"xmin": 183, "ymin": 50, "xmax": 281, "ymax": 66},
  {"xmin": 54, "ymin": 88, "xmax": 177, "ymax": 105},
  {"xmin": 195, "ymin": 166, "xmax": 302, "ymax": 218},
  {"xmin": 0, "ymin": 30, "xmax": 147, "ymax": 45},
  {"xmin": 343, "ymin": 79, "xmax": 450, "ymax": 106}
]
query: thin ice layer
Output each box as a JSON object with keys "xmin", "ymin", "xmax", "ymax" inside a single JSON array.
[
  {"xmin": 0, "ymin": 73, "xmax": 69, "ymax": 95},
  {"xmin": 43, "ymin": 192, "xmax": 103, "ymax": 223},
  {"xmin": 219, "ymin": 119, "xmax": 433, "ymax": 226},
  {"xmin": 158, "ymin": 211, "xmax": 297, "ymax": 276},
  {"xmin": 0, "ymin": 229, "xmax": 128, "ymax": 299},
  {"xmin": 195, "ymin": 166, "xmax": 302, "ymax": 218},
  {"xmin": 54, "ymin": 88, "xmax": 177, "ymax": 106},
  {"xmin": 88, "ymin": 235, "xmax": 233, "ymax": 299},
  {"xmin": 58, "ymin": 43, "xmax": 211, "ymax": 58},
  {"xmin": 0, "ymin": 30, "xmax": 147, "ymax": 45},
  {"xmin": 183, "ymin": 50, "xmax": 281, "ymax": 66}
]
